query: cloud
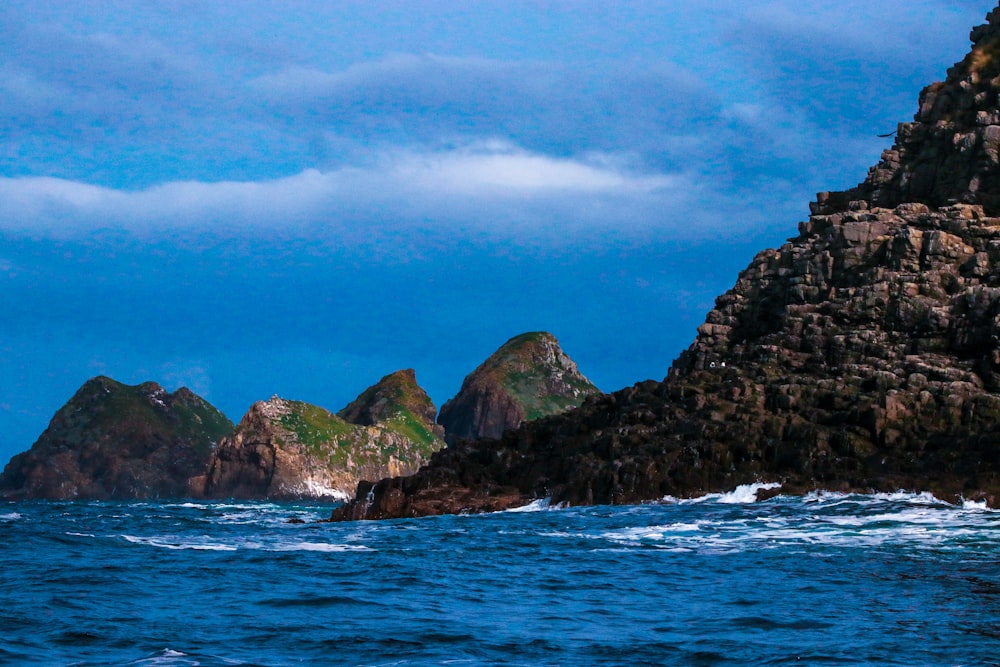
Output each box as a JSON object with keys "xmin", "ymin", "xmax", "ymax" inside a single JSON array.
[{"xmin": 0, "ymin": 143, "xmax": 695, "ymax": 239}]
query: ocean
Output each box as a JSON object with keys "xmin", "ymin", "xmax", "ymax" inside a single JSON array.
[{"xmin": 1, "ymin": 486, "xmax": 997, "ymax": 666}]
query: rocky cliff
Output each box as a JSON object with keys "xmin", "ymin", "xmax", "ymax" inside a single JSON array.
[
  {"xmin": 200, "ymin": 371, "xmax": 445, "ymax": 499},
  {"xmin": 0, "ymin": 376, "xmax": 233, "ymax": 500},
  {"xmin": 338, "ymin": 369, "xmax": 443, "ymax": 437},
  {"xmin": 437, "ymin": 332, "xmax": 600, "ymax": 442},
  {"xmin": 330, "ymin": 8, "xmax": 1000, "ymax": 520}
]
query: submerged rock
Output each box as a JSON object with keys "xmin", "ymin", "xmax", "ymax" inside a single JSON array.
[
  {"xmin": 437, "ymin": 332, "xmax": 600, "ymax": 442},
  {"xmin": 0, "ymin": 376, "xmax": 233, "ymax": 500},
  {"xmin": 331, "ymin": 8, "xmax": 1000, "ymax": 520}
]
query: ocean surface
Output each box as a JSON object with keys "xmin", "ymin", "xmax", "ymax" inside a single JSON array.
[{"xmin": 1, "ymin": 486, "xmax": 998, "ymax": 666}]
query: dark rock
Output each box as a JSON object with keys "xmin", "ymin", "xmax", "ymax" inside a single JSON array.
[
  {"xmin": 330, "ymin": 8, "xmax": 1000, "ymax": 521},
  {"xmin": 0, "ymin": 377, "xmax": 233, "ymax": 500},
  {"xmin": 437, "ymin": 332, "xmax": 600, "ymax": 442}
]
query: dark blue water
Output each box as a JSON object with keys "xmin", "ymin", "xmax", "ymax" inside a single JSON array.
[{"xmin": 2, "ymin": 486, "xmax": 998, "ymax": 666}]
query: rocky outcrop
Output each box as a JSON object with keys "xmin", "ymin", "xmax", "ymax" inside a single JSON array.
[
  {"xmin": 338, "ymin": 369, "xmax": 443, "ymax": 438},
  {"xmin": 0, "ymin": 376, "xmax": 233, "ymax": 500},
  {"xmin": 201, "ymin": 371, "xmax": 446, "ymax": 499},
  {"xmin": 816, "ymin": 7, "xmax": 1000, "ymax": 216},
  {"xmin": 331, "ymin": 8, "xmax": 1000, "ymax": 520},
  {"xmin": 437, "ymin": 332, "xmax": 600, "ymax": 442}
]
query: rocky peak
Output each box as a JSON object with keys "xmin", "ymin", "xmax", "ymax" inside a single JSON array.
[
  {"xmin": 201, "ymin": 384, "xmax": 446, "ymax": 499},
  {"xmin": 0, "ymin": 376, "xmax": 233, "ymax": 500},
  {"xmin": 437, "ymin": 331, "xmax": 600, "ymax": 442},
  {"xmin": 337, "ymin": 369, "xmax": 438, "ymax": 427},
  {"xmin": 816, "ymin": 8, "xmax": 1000, "ymax": 215},
  {"xmin": 331, "ymin": 8, "xmax": 1000, "ymax": 522}
]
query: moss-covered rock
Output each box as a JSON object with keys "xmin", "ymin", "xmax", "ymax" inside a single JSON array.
[
  {"xmin": 202, "ymin": 370, "xmax": 445, "ymax": 499},
  {"xmin": 437, "ymin": 332, "xmax": 600, "ymax": 442}
]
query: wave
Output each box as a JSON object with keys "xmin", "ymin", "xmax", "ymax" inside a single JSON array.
[
  {"xmin": 129, "ymin": 648, "xmax": 199, "ymax": 666},
  {"xmin": 267, "ymin": 541, "xmax": 370, "ymax": 553},
  {"xmin": 120, "ymin": 534, "xmax": 238, "ymax": 551},
  {"xmin": 505, "ymin": 498, "xmax": 567, "ymax": 513},
  {"xmin": 663, "ymin": 482, "xmax": 782, "ymax": 505},
  {"xmin": 0, "ymin": 512, "xmax": 22, "ymax": 521}
]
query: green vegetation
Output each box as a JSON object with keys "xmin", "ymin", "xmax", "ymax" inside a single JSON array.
[
  {"xmin": 380, "ymin": 408, "xmax": 444, "ymax": 452},
  {"xmin": 277, "ymin": 401, "xmax": 355, "ymax": 455},
  {"xmin": 504, "ymin": 370, "xmax": 598, "ymax": 421}
]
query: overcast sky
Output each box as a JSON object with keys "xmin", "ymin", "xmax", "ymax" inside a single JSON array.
[{"xmin": 1, "ymin": 1, "xmax": 994, "ymax": 463}]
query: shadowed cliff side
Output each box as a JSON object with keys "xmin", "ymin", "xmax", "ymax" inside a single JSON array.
[
  {"xmin": 0, "ymin": 376, "xmax": 233, "ymax": 500},
  {"xmin": 437, "ymin": 332, "xmax": 600, "ymax": 443},
  {"xmin": 331, "ymin": 8, "xmax": 1000, "ymax": 521}
]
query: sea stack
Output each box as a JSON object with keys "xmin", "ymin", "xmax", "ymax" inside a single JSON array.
[
  {"xmin": 0, "ymin": 376, "xmax": 233, "ymax": 500},
  {"xmin": 437, "ymin": 332, "xmax": 600, "ymax": 442},
  {"xmin": 201, "ymin": 370, "xmax": 445, "ymax": 499},
  {"xmin": 331, "ymin": 8, "xmax": 1000, "ymax": 520}
]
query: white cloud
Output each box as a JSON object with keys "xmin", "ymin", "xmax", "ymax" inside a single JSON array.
[
  {"xmin": 388, "ymin": 142, "xmax": 679, "ymax": 194},
  {"xmin": 0, "ymin": 143, "xmax": 692, "ymax": 237}
]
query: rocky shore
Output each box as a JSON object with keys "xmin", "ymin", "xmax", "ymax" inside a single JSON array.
[{"xmin": 330, "ymin": 8, "xmax": 1000, "ymax": 520}]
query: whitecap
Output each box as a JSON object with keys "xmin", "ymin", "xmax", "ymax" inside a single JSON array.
[
  {"xmin": 961, "ymin": 498, "xmax": 992, "ymax": 511},
  {"xmin": 505, "ymin": 498, "xmax": 566, "ymax": 513},
  {"xmin": 163, "ymin": 502, "xmax": 208, "ymax": 510},
  {"xmin": 266, "ymin": 541, "xmax": 370, "ymax": 553},
  {"xmin": 680, "ymin": 482, "xmax": 781, "ymax": 505},
  {"xmin": 870, "ymin": 490, "xmax": 949, "ymax": 505},
  {"xmin": 129, "ymin": 648, "xmax": 193, "ymax": 666},
  {"xmin": 121, "ymin": 534, "xmax": 237, "ymax": 551},
  {"xmin": 0, "ymin": 512, "xmax": 22, "ymax": 521}
]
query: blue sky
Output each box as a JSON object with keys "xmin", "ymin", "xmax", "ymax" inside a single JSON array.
[{"xmin": 0, "ymin": 1, "xmax": 994, "ymax": 463}]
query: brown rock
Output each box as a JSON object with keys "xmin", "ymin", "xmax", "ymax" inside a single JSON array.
[
  {"xmin": 0, "ymin": 377, "xmax": 233, "ymax": 500},
  {"xmin": 437, "ymin": 332, "xmax": 600, "ymax": 442}
]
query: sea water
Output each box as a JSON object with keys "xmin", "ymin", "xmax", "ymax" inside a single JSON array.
[{"xmin": 1, "ymin": 487, "xmax": 997, "ymax": 666}]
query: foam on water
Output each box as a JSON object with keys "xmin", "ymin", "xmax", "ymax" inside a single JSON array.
[
  {"xmin": 121, "ymin": 534, "xmax": 238, "ymax": 551},
  {"xmin": 286, "ymin": 479, "xmax": 351, "ymax": 501},
  {"xmin": 2, "ymin": 495, "xmax": 998, "ymax": 665},
  {"xmin": 0, "ymin": 512, "xmax": 22, "ymax": 521},
  {"xmin": 267, "ymin": 541, "xmax": 370, "ymax": 553},
  {"xmin": 505, "ymin": 498, "xmax": 566, "ymax": 513},
  {"xmin": 595, "ymin": 493, "xmax": 999, "ymax": 554},
  {"xmin": 674, "ymin": 482, "xmax": 782, "ymax": 505}
]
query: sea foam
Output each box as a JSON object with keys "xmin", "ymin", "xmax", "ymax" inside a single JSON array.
[{"xmin": 676, "ymin": 482, "xmax": 782, "ymax": 505}]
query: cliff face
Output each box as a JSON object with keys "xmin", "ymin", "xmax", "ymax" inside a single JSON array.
[
  {"xmin": 437, "ymin": 332, "xmax": 600, "ymax": 442},
  {"xmin": 0, "ymin": 377, "xmax": 233, "ymax": 500},
  {"xmin": 818, "ymin": 8, "xmax": 1000, "ymax": 216},
  {"xmin": 331, "ymin": 9, "xmax": 1000, "ymax": 520},
  {"xmin": 201, "ymin": 370, "xmax": 445, "ymax": 499}
]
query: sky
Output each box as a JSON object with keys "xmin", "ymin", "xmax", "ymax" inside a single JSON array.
[{"xmin": 1, "ymin": 1, "xmax": 995, "ymax": 464}]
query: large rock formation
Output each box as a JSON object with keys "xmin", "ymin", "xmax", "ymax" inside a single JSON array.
[
  {"xmin": 437, "ymin": 332, "xmax": 600, "ymax": 442},
  {"xmin": 200, "ymin": 370, "xmax": 445, "ymax": 499},
  {"xmin": 331, "ymin": 8, "xmax": 1000, "ymax": 520},
  {"xmin": 0, "ymin": 376, "xmax": 233, "ymax": 500},
  {"xmin": 338, "ymin": 369, "xmax": 443, "ymax": 437}
]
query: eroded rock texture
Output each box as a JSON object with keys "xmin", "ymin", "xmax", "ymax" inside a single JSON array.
[
  {"xmin": 201, "ymin": 370, "xmax": 446, "ymax": 499},
  {"xmin": 331, "ymin": 9, "xmax": 1000, "ymax": 520}
]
